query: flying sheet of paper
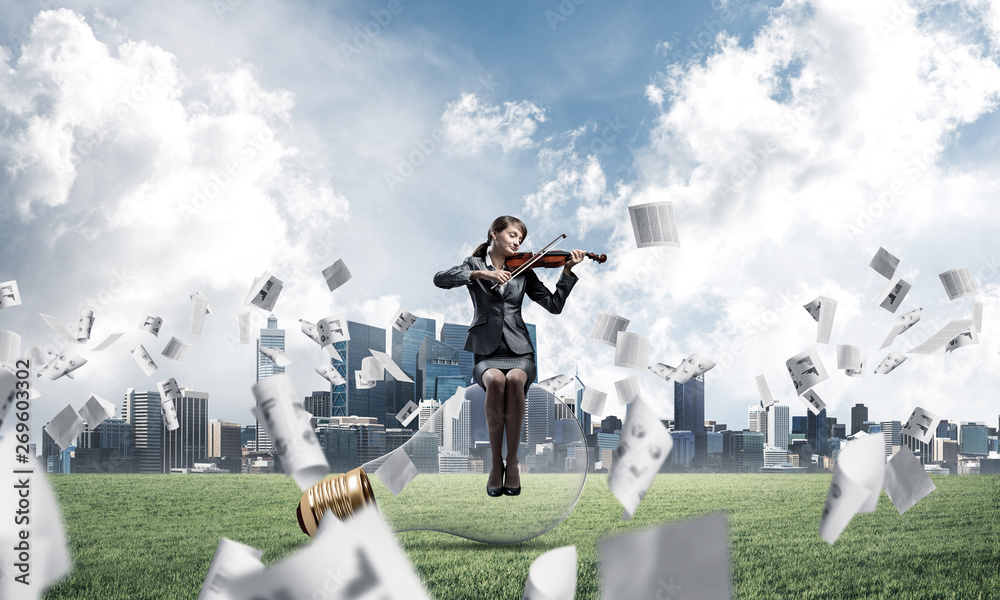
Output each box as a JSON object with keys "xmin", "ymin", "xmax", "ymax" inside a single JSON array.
[
  {"xmin": 355, "ymin": 371, "xmax": 376, "ymax": 390},
  {"xmin": 245, "ymin": 271, "xmax": 284, "ymax": 311},
  {"xmin": 444, "ymin": 387, "xmax": 467, "ymax": 420},
  {"xmin": 374, "ymin": 448, "xmax": 419, "ymax": 496},
  {"xmin": 75, "ymin": 309, "xmax": 95, "ymax": 343},
  {"xmin": 78, "ymin": 394, "xmax": 116, "ymax": 429},
  {"xmin": 614, "ymin": 332, "xmax": 649, "ymax": 371},
  {"xmin": 197, "ymin": 538, "xmax": 265, "ymax": 600},
  {"xmin": 0, "ymin": 372, "xmax": 16, "ymax": 431},
  {"xmin": 648, "ymin": 362, "xmax": 676, "ymax": 382},
  {"xmin": 300, "ymin": 318, "xmax": 322, "ymax": 344},
  {"xmin": 756, "ymin": 375, "xmax": 775, "ymax": 407},
  {"xmin": 869, "ymin": 246, "xmax": 900, "ymax": 279},
  {"xmin": 26, "ymin": 346, "xmax": 45, "ymax": 369},
  {"xmin": 0, "ymin": 330, "xmax": 22, "ymax": 368},
  {"xmin": 0, "ymin": 437, "xmax": 72, "ymax": 600},
  {"xmin": 614, "ymin": 375, "xmax": 642, "ymax": 406},
  {"xmin": 45, "ymin": 404, "xmax": 85, "ymax": 450},
  {"xmin": 521, "ymin": 545, "xmax": 577, "ymax": 600},
  {"xmin": 189, "ymin": 291, "xmax": 212, "ymax": 340},
  {"xmin": 39, "ymin": 313, "xmax": 76, "ymax": 345},
  {"xmin": 672, "ymin": 353, "xmax": 717, "ymax": 384},
  {"xmin": 37, "ymin": 351, "xmax": 87, "ymax": 381},
  {"xmin": 0, "ymin": 280, "xmax": 22, "ymax": 308},
  {"xmin": 322, "ymin": 258, "xmax": 352, "ymax": 292},
  {"xmin": 130, "ymin": 344, "xmax": 158, "ymax": 376},
  {"xmin": 220, "ymin": 507, "xmax": 431, "ymax": 600},
  {"xmin": 879, "ymin": 307, "xmax": 922, "ymax": 349},
  {"xmin": 537, "ymin": 374, "xmax": 572, "ymax": 396},
  {"xmin": 360, "ymin": 356, "xmax": 384, "ymax": 383},
  {"xmin": 945, "ymin": 326, "xmax": 979, "ymax": 352},
  {"xmin": 391, "ymin": 308, "xmax": 418, "ymax": 333},
  {"xmin": 900, "ymin": 406, "xmax": 941, "ymax": 445},
  {"xmin": 251, "ymin": 373, "xmax": 329, "ymax": 490},
  {"xmin": 798, "ymin": 389, "xmax": 826, "ymax": 415},
  {"xmin": 874, "ymin": 352, "xmax": 906, "ymax": 375},
  {"xmin": 395, "ymin": 400, "xmax": 419, "ymax": 426},
  {"xmin": 369, "ymin": 349, "xmax": 413, "ymax": 383},
  {"xmin": 907, "ymin": 319, "xmax": 976, "ymax": 354},
  {"xmin": 581, "ymin": 387, "xmax": 607, "ymax": 417},
  {"xmin": 837, "ymin": 345, "xmax": 861, "ymax": 370},
  {"xmin": 972, "ymin": 300, "xmax": 983, "ymax": 333},
  {"xmin": 161, "ymin": 337, "xmax": 191, "ymax": 362},
  {"xmin": 803, "ymin": 296, "xmax": 837, "ymax": 343},
  {"xmin": 628, "ymin": 200, "xmax": 680, "ymax": 248},
  {"xmin": 238, "ymin": 312, "xmax": 250, "ymax": 344},
  {"xmin": 874, "ymin": 277, "xmax": 911, "ymax": 314},
  {"xmin": 883, "ymin": 447, "xmax": 936, "ymax": 515},
  {"xmin": 90, "ymin": 332, "xmax": 124, "ymax": 352},
  {"xmin": 599, "ymin": 513, "xmax": 730, "ymax": 600},
  {"xmin": 157, "ymin": 378, "xmax": 182, "ymax": 431},
  {"xmin": 785, "ymin": 347, "xmax": 829, "ymax": 394},
  {"xmin": 317, "ymin": 315, "xmax": 350, "ymax": 346},
  {"xmin": 819, "ymin": 433, "xmax": 886, "ymax": 544},
  {"xmin": 938, "ymin": 266, "xmax": 977, "ymax": 301},
  {"xmin": 607, "ymin": 398, "xmax": 673, "ymax": 521},
  {"xmin": 316, "ymin": 364, "xmax": 347, "ymax": 387},
  {"xmin": 140, "ymin": 314, "xmax": 163, "ymax": 337},
  {"xmin": 259, "ymin": 345, "xmax": 292, "ymax": 368},
  {"xmin": 589, "ymin": 311, "xmax": 630, "ymax": 346}
]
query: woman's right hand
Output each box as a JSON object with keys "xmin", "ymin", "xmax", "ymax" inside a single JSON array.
[{"xmin": 475, "ymin": 269, "xmax": 512, "ymax": 284}]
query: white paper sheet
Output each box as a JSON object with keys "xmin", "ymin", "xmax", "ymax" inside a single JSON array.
[
  {"xmin": 44, "ymin": 404, "xmax": 85, "ymax": 450},
  {"xmin": 798, "ymin": 389, "xmax": 826, "ymax": 416},
  {"xmin": 607, "ymin": 398, "xmax": 672, "ymax": 521},
  {"xmin": 369, "ymin": 349, "xmax": 413, "ymax": 383},
  {"xmin": 907, "ymin": 319, "xmax": 975, "ymax": 354},
  {"xmin": 90, "ymin": 332, "xmax": 124, "ymax": 352},
  {"xmin": 317, "ymin": 315, "xmax": 350, "ymax": 346},
  {"xmin": 874, "ymin": 277, "xmax": 911, "ymax": 314},
  {"xmin": 648, "ymin": 362, "xmax": 676, "ymax": 382},
  {"xmin": 581, "ymin": 387, "xmax": 607, "ymax": 417},
  {"xmin": 161, "ymin": 336, "xmax": 191, "ymax": 362},
  {"xmin": 900, "ymin": 406, "xmax": 941, "ymax": 445},
  {"xmin": 140, "ymin": 314, "xmax": 163, "ymax": 337},
  {"xmin": 0, "ymin": 330, "xmax": 22, "ymax": 368},
  {"xmin": 785, "ymin": 347, "xmax": 829, "ymax": 394},
  {"xmin": 869, "ymin": 247, "xmax": 900, "ymax": 279},
  {"xmin": 614, "ymin": 332, "xmax": 649, "ymax": 370},
  {"xmin": 803, "ymin": 296, "xmax": 837, "ymax": 344},
  {"xmin": 238, "ymin": 312, "xmax": 250, "ymax": 344},
  {"xmin": 78, "ymin": 394, "xmax": 116, "ymax": 429},
  {"xmin": 251, "ymin": 373, "xmax": 329, "ymax": 490},
  {"xmin": 837, "ymin": 344, "xmax": 861, "ymax": 371},
  {"xmin": 37, "ymin": 351, "xmax": 87, "ymax": 381},
  {"xmin": 874, "ymin": 352, "xmax": 906, "ymax": 375},
  {"xmin": 537, "ymin": 374, "xmax": 573, "ymax": 396},
  {"xmin": 316, "ymin": 364, "xmax": 347, "ymax": 387},
  {"xmin": 756, "ymin": 374, "xmax": 775, "ymax": 407},
  {"xmin": 879, "ymin": 307, "xmax": 922, "ymax": 349},
  {"xmin": 197, "ymin": 538, "xmax": 264, "ymax": 600},
  {"xmin": 391, "ymin": 308, "xmax": 418, "ymax": 333},
  {"xmin": 0, "ymin": 280, "xmax": 22, "ymax": 308},
  {"xmin": 374, "ymin": 448, "xmax": 419, "ymax": 496},
  {"xmin": 883, "ymin": 447, "xmax": 936, "ymax": 515},
  {"xmin": 945, "ymin": 326, "xmax": 978, "ymax": 352},
  {"xmin": 521, "ymin": 546, "xmax": 577, "ymax": 600},
  {"xmin": 395, "ymin": 400, "xmax": 419, "ymax": 426},
  {"xmin": 589, "ymin": 311, "xmax": 630, "ymax": 346},
  {"xmin": 672, "ymin": 353, "xmax": 717, "ymax": 384},
  {"xmin": 321, "ymin": 258, "xmax": 353, "ymax": 292},
  {"xmin": 259, "ymin": 345, "xmax": 292, "ymax": 367},
  {"xmin": 628, "ymin": 200, "xmax": 680, "ymax": 248},
  {"xmin": 189, "ymin": 291, "xmax": 212, "ymax": 340},
  {"xmin": 938, "ymin": 266, "xmax": 977, "ymax": 300},
  {"xmin": 130, "ymin": 344, "xmax": 158, "ymax": 376},
  {"xmin": 819, "ymin": 434, "xmax": 885, "ymax": 544},
  {"xmin": 38, "ymin": 313, "xmax": 76, "ymax": 345},
  {"xmin": 614, "ymin": 375, "xmax": 642, "ymax": 406},
  {"xmin": 75, "ymin": 309, "xmax": 95, "ymax": 342},
  {"xmin": 156, "ymin": 378, "xmax": 182, "ymax": 431},
  {"xmin": 245, "ymin": 271, "xmax": 284, "ymax": 311}
]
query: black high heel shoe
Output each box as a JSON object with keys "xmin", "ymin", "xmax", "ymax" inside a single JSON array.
[
  {"xmin": 487, "ymin": 463, "xmax": 504, "ymax": 497},
  {"xmin": 502, "ymin": 464, "xmax": 521, "ymax": 496}
]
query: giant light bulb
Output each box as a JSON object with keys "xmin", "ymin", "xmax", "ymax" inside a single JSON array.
[{"xmin": 296, "ymin": 384, "xmax": 589, "ymax": 544}]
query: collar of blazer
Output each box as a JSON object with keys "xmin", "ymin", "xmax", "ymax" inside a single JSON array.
[{"xmin": 476, "ymin": 254, "xmax": 515, "ymax": 298}]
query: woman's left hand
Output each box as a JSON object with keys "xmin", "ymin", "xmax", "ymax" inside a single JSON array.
[{"xmin": 564, "ymin": 249, "xmax": 585, "ymax": 274}]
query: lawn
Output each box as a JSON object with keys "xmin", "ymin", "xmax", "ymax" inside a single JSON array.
[{"xmin": 45, "ymin": 473, "xmax": 1000, "ymax": 599}]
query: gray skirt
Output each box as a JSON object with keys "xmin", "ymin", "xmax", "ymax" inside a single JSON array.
[{"xmin": 473, "ymin": 333, "xmax": 535, "ymax": 396}]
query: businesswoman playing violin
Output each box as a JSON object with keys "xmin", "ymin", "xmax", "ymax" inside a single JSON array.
[{"xmin": 434, "ymin": 216, "xmax": 584, "ymax": 497}]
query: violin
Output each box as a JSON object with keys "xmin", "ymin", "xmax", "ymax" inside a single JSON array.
[{"xmin": 504, "ymin": 250, "xmax": 607, "ymax": 270}]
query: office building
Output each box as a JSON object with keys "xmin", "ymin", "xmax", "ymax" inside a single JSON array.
[
  {"xmin": 314, "ymin": 418, "xmax": 360, "ymax": 473},
  {"xmin": 440, "ymin": 322, "xmax": 474, "ymax": 385},
  {"xmin": 343, "ymin": 321, "xmax": 388, "ymax": 424},
  {"xmin": 881, "ymin": 420, "xmax": 902, "ymax": 458},
  {"xmin": 674, "ymin": 373, "xmax": 705, "ymax": 434},
  {"xmin": 241, "ymin": 425, "xmax": 256, "ymax": 450},
  {"xmin": 408, "ymin": 431, "xmax": 440, "ymax": 473},
  {"xmin": 861, "ymin": 421, "xmax": 881, "ymax": 435},
  {"xmin": 324, "ymin": 416, "xmax": 386, "ymax": 465},
  {"xmin": 390, "ymin": 317, "xmax": 436, "ymax": 425},
  {"xmin": 807, "ymin": 409, "xmax": 829, "ymax": 457},
  {"xmin": 734, "ymin": 430, "xmax": 765, "ymax": 473},
  {"xmin": 439, "ymin": 450, "xmax": 471, "ymax": 473},
  {"xmin": 255, "ymin": 315, "xmax": 285, "ymax": 452},
  {"xmin": 959, "ymin": 422, "xmax": 988, "ymax": 456},
  {"xmin": 385, "ymin": 428, "xmax": 414, "ymax": 454},
  {"xmin": 208, "ymin": 419, "xmax": 242, "ymax": 474},
  {"xmin": 443, "ymin": 396, "xmax": 471, "ymax": 455},
  {"xmin": 303, "ymin": 391, "xmax": 332, "ymax": 420},
  {"xmin": 526, "ymin": 387, "xmax": 554, "ymax": 449},
  {"xmin": 851, "ymin": 403, "xmax": 868, "ymax": 435},
  {"xmin": 600, "ymin": 415, "xmax": 623, "ymax": 435},
  {"xmin": 902, "ymin": 430, "xmax": 931, "ymax": 465},
  {"xmin": 123, "ymin": 388, "xmax": 164, "ymax": 474},
  {"xmin": 792, "ymin": 416, "xmax": 807, "ymax": 437},
  {"xmin": 693, "ymin": 431, "xmax": 723, "ymax": 468},
  {"xmin": 574, "ymin": 370, "xmax": 591, "ymax": 435},
  {"xmin": 748, "ymin": 405, "xmax": 767, "ymax": 441},
  {"xmin": 418, "ymin": 399, "xmax": 443, "ymax": 446},
  {"xmin": 416, "ymin": 338, "xmax": 462, "ymax": 402},
  {"xmin": 669, "ymin": 430, "xmax": 696, "ymax": 467},
  {"xmin": 936, "ymin": 420, "xmax": 958, "ymax": 441},
  {"xmin": 554, "ymin": 399, "xmax": 576, "ymax": 422},
  {"xmin": 764, "ymin": 446, "xmax": 787, "ymax": 467},
  {"xmin": 767, "ymin": 404, "xmax": 790, "ymax": 451},
  {"xmin": 162, "ymin": 389, "xmax": 209, "ymax": 473}
]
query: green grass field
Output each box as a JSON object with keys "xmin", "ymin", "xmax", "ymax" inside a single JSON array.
[{"xmin": 45, "ymin": 473, "xmax": 1000, "ymax": 599}]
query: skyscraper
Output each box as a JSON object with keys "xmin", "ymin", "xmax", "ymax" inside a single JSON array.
[
  {"xmin": 767, "ymin": 404, "xmax": 790, "ymax": 451},
  {"xmin": 256, "ymin": 315, "xmax": 285, "ymax": 452},
  {"xmin": 936, "ymin": 420, "xmax": 958, "ymax": 441},
  {"xmin": 208, "ymin": 419, "xmax": 242, "ymax": 473},
  {"xmin": 416, "ymin": 338, "xmax": 462, "ymax": 402},
  {"xmin": 959, "ymin": 422, "xmax": 988, "ymax": 455},
  {"xmin": 162, "ymin": 389, "xmax": 208, "ymax": 472},
  {"xmin": 807, "ymin": 409, "xmax": 829, "ymax": 457},
  {"xmin": 390, "ymin": 317, "xmax": 436, "ymax": 424},
  {"xmin": 442, "ymin": 396, "xmax": 471, "ymax": 455},
  {"xmin": 526, "ymin": 387, "xmax": 555, "ymax": 448},
  {"xmin": 440, "ymin": 322, "xmax": 474, "ymax": 385},
  {"xmin": 881, "ymin": 420, "xmax": 902, "ymax": 458},
  {"xmin": 748, "ymin": 405, "xmax": 767, "ymax": 440},
  {"xmin": 573, "ymin": 369, "xmax": 590, "ymax": 436},
  {"xmin": 674, "ymin": 373, "xmax": 705, "ymax": 434},
  {"xmin": 304, "ymin": 391, "xmax": 332, "ymax": 419},
  {"xmin": 123, "ymin": 388, "xmax": 163, "ymax": 474},
  {"xmin": 343, "ymin": 320, "xmax": 387, "ymax": 423},
  {"xmin": 734, "ymin": 430, "xmax": 764, "ymax": 473},
  {"xmin": 851, "ymin": 403, "xmax": 868, "ymax": 435}
]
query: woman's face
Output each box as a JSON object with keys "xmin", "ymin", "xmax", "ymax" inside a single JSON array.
[{"xmin": 492, "ymin": 225, "xmax": 523, "ymax": 257}]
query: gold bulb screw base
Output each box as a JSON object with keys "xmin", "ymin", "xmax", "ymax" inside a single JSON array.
[{"xmin": 297, "ymin": 467, "xmax": 378, "ymax": 537}]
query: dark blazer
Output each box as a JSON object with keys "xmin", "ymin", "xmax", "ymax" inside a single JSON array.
[{"xmin": 434, "ymin": 254, "xmax": 579, "ymax": 355}]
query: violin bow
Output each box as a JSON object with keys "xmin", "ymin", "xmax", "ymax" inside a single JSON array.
[{"xmin": 490, "ymin": 233, "xmax": 568, "ymax": 291}]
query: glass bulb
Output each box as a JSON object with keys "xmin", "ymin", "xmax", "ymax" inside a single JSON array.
[{"xmin": 297, "ymin": 385, "xmax": 589, "ymax": 544}]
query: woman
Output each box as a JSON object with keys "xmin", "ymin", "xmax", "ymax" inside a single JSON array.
[{"xmin": 434, "ymin": 216, "xmax": 583, "ymax": 496}]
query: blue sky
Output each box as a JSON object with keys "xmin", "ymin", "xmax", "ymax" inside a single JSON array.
[{"xmin": 1, "ymin": 0, "xmax": 1000, "ymax": 445}]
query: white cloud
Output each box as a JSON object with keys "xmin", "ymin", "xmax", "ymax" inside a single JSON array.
[{"xmin": 439, "ymin": 92, "xmax": 547, "ymax": 155}]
